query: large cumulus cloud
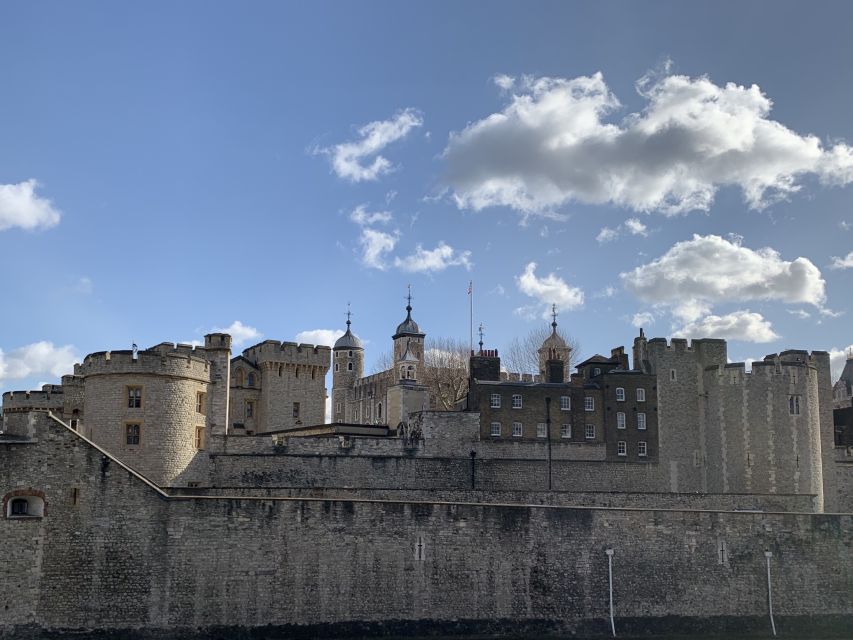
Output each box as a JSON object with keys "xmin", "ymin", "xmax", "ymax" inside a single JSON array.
[{"xmin": 443, "ymin": 72, "xmax": 853, "ymax": 215}]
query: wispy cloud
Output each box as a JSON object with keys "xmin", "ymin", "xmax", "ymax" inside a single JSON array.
[
  {"xmin": 829, "ymin": 251, "xmax": 853, "ymax": 270},
  {"xmin": 394, "ymin": 242, "xmax": 472, "ymax": 273},
  {"xmin": 359, "ymin": 228, "xmax": 399, "ymax": 270},
  {"xmin": 315, "ymin": 108, "xmax": 423, "ymax": 182}
]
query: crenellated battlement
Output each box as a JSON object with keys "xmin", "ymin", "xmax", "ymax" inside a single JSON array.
[
  {"xmin": 2, "ymin": 387, "xmax": 64, "ymax": 410},
  {"xmin": 78, "ymin": 349, "xmax": 212, "ymax": 382},
  {"xmin": 240, "ymin": 340, "xmax": 331, "ymax": 367}
]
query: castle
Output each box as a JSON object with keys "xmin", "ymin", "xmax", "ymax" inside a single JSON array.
[{"xmin": 2, "ymin": 297, "xmax": 851, "ymax": 638}]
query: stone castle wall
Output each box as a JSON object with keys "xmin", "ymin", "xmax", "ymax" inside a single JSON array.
[{"xmin": 1, "ymin": 413, "xmax": 849, "ymax": 637}]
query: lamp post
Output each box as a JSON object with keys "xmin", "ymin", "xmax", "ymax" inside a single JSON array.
[{"xmin": 545, "ymin": 396, "xmax": 552, "ymax": 491}]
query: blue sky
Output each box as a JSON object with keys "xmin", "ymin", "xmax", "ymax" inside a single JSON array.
[{"xmin": 2, "ymin": 1, "xmax": 853, "ymax": 397}]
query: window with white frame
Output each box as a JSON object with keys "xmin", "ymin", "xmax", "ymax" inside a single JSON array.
[
  {"xmin": 560, "ymin": 423, "xmax": 571, "ymax": 439},
  {"xmin": 593, "ymin": 367, "xmax": 601, "ymax": 376},
  {"xmin": 617, "ymin": 412, "xmax": 626, "ymax": 429},
  {"xmin": 536, "ymin": 423, "xmax": 547, "ymax": 438},
  {"xmin": 490, "ymin": 393, "xmax": 501, "ymax": 408},
  {"xmin": 636, "ymin": 388, "xmax": 646, "ymax": 402},
  {"xmin": 560, "ymin": 395, "xmax": 570, "ymax": 411},
  {"xmin": 617, "ymin": 441, "xmax": 627, "ymax": 456},
  {"xmin": 615, "ymin": 387, "xmax": 625, "ymax": 401},
  {"xmin": 490, "ymin": 422, "xmax": 501, "ymax": 437},
  {"xmin": 512, "ymin": 394, "xmax": 523, "ymax": 409},
  {"xmin": 512, "ymin": 422, "xmax": 523, "ymax": 437},
  {"xmin": 638, "ymin": 441, "xmax": 648, "ymax": 457},
  {"xmin": 584, "ymin": 397, "xmax": 594, "ymax": 412},
  {"xmin": 585, "ymin": 424, "xmax": 595, "ymax": 439},
  {"xmin": 637, "ymin": 413, "xmax": 647, "ymax": 430}
]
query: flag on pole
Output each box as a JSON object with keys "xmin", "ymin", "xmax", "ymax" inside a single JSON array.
[{"xmin": 468, "ymin": 281, "xmax": 472, "ymax": 295}]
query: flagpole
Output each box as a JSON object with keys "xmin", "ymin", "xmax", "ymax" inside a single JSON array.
[{"xmin": 469, "ymin": 280, "xmax": 473, "ymax": 354}]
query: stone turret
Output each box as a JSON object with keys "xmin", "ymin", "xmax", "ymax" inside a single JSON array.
[
  {"xmin": 538, "ymin": 305, "xmax": 570, "ymax": 383},
  {"xmin": 332, "ymin": 311, "xmax": 364, "ymax": 423},
  {"xmin": 393, "ymin": 290, "xmax": 425, "ymax": 382}
]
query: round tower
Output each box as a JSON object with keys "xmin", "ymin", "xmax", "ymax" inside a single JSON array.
[{"xmin": 332, "ymin": 311, "xmax": 364, "ymax": 423}]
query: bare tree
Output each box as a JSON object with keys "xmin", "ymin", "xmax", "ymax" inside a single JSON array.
[
  {"xmin": 501, "ymin": 325, "xmax": 581, "ymax": 376},
  {"xmin": 422, "ymin": 337, "xmax": 470, "ymax": 411},
  {"xmin": 370, "ymin": 350, "xmax": 394, "ymax": 375}
]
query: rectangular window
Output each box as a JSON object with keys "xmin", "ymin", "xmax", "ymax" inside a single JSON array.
[
  {"xmin": 789, "ymin": 395, "xmax": 801, "ymax": 415},
  {"xmin": 617, "ymin": 412, "xmax": 626, "ymax": 429},
  {"xmin": 585, "ymin": 424, "xmax": 595, "ymax": 440},
  {"xmin": 127, "ymin": 387, "xmax": 142, "ymax": 409},
  {"xmin": 536, "ymin": 423, "xmax": 547, "ymax": 438},
  {"xmin": 490, "ymin": 422, "xmax": 501, "ymax": 437},
  {"xmin": 70, "ymin": 487, "xmax": 79, "ymax": 506},
  {"xmin": 490, "ymin": 393, "xmax": 501, "ymax": 408},
  {"xmin": 617, "ymin": 441, "xmax": 627, "ymax": 456},
  {"xmin": 196, "ymin": 392, "xmax": 207, "ymax": 415},
  {"xmin": 336, "ymin": 402, "xmax": 341, "ymax": 414},
  {"xmin": 636, "ymin": 388, "xmax": 646, "ymax": 402},
  {"xmin": 126, "ymin": 423, "xmax": 141, "ymax": 445},
  {"xmin": 615, "ymin": 387, "xmax": 625, "ymax": 401},
  {"xmin": 195, "ymin": 426, "xmax": 205, "ymax": 450},
  {"xmin": 245, "ymin": 400, "xmax": 255, "ymax": 419},
  {"xmin": 561, "ymin": 423, "xmax": 571, "ymax": 439},
  {"xmin": 637, "ymin": 413, "xmax": 647, "ymax": 430},
  {"xmin": 560, "ymin": 395, "xmax": 570, "ymax": 411},
  {"xmin": 584, "ymin": 397, "xmax": 594, "ymax": 412},
  {"xmin": 638, "ymin": 441, "xmax": 648, "ymax": 457},
  {"xmin": 670, "ymin": 369, "xmax": 677, "ymax": 381},
  {"xmin": 512, "ymin": 422, "xmax": 523, "ymax": 437},
  {"xmin": 70, "ymin": 419, "xmax": 79, "ymax": 430},
  {"xmin": 512, "ymin": 394, "xmax": 523, "ymax": 409},
  {"xmin": 293, "ymin": 402, "xmax": 300, "ymax": 419}
]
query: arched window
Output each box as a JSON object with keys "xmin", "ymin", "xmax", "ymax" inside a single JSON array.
[
  {"xmin": 247, "ymin": 373, "xmax": 256, "ymax": 387},
  {"xmin": 378, "ymin": 403, "xmax": 382, "ymax": 419},
  {"xmin": 347, "ymin": 362, "xmax": 353, "ymax": 371},
  {"xmin": 278, "ymin": 365, "xmax": 283, "ymax": 377},
  {"xmin": 4, "ymin": 491, "xmax": 46, "ymax": 519},
  {"xmin": 407, "ymin": 365, "xmax": 415, "ymax": 379},
  {"xmin": 335, "ymin": 363, "xmax": 339, "ymax": 372},
  {"xmin": 235, "ymin": 368, "xmax": 245, "ymax": 387}
]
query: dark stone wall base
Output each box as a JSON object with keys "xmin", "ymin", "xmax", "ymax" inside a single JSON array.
[{"xmin": 4, "ymin": 614, "xmax": 852, "ymax": 639}]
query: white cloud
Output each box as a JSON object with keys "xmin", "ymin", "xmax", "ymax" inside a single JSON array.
[
  {"xmin": 316, "ymin": 108, "xmax": 423, "ymax": 182},
  {"xmin": 493, "ymin": 74, "xmax": 515, "ymax": 91},
  {"xmin": 621, "ymin": 235, "xmax": 827, "ymax": 317},
  {"xmin": 516, "ymin": 262, "xmax": 584, "ymax": 319},
  {"xmin": 840, "ymin": 220, "xmax": 851, "ymax": 231},
  {"xmin": 596, "ymin": 226, "xmax": 619, "ymax": 243},
  {"xmin": 594, "ymin": 285, "xmax": 617, "ymax": 298},
  {"xmin": 0, "ymin": 341, "xmax": 78, "ymax": 383},
  {"xmin": 358, "ymin": 228, "xmax": 399, "ymax": 270},
  {"xmin": 444, "ymin": 71, "xmax": 853, "ymax": 216},
  {"xmin": 325, "ymin": 395, "xmax": 331, "ymax": 423},
  {"xmin": 787, "ymin": 309, "xmax": 811, "ymax": 319},
  {"xmin": 829, "ymin": 251, "xmax": 853, "ymax": 270},
  {"xmin": 0, "ymin": 179, "xmax": 62, "ymax": 231},
  {"xmin": 212, "ymin": 321, "xmax": 262, "ymax": 347},
  {"xmin": 490, "ymin": 284, "xmax": 507, "ymax": 296},
  {"xmin": 624, "ymin": 217, "xmax": 648, "ymax": 236},
  {"xmin": 295, "ymin": 329, "xmax": 345, "ymax": 347},
  {"xmin": 73, "ymin": 277, "xmax": 93, "ymax": 295},
  {"xmin": 829, "ymin": 344, "xmax": 853, "ymax": 381},
  {"xmin": 350, "ymin": 204, "xmax": 393, "ymax": 226},
  {"xmin": 394, "ymin": 242, "xmax": 472, "ymax": 273},
  {"xmin": 673, "ymin": 310, "xmax": 779, "ymax": 343},
  {"xmin": 631, "ymin": 312, "xmax": 654, "ymax": 328}
]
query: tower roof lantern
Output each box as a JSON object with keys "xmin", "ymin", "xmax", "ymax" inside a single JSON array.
[
  {"xmin": 334, "ymin": 306, "xmax": 363, "ymax": 350},
  {"xmin": 393, "ymin": 286, "xmax": 425, "ymax": 339}
]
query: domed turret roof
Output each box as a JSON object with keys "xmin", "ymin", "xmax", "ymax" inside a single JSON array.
[
  {"xmin": 540, "ymin": 304, "xmax": 567, "ymax": 350},
  {"xmin": 393, "ymin": 292, "xmax": 425, "ymax": 338},
  {"xmin": 334, "ymin": 315, "xmax": 363, "ymax": 350}
]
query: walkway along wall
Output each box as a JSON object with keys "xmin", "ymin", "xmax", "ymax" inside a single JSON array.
[{"xmin": 1, "ymin": 413, "xmax": 850, "ymax": 638}]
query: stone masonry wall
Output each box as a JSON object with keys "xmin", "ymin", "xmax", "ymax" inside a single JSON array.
[{"xmin": 1, "ymin": 413, "xmax": 850, "ymax": 636}]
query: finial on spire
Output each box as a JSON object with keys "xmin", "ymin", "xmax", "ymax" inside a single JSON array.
[
  {"xmin": 406, "ymin": 284, "xmax": 412, "ymax": 309},
  {"xmin": 478, "ymin": 322, "xmax": 485, "ymax": 352},
  {"xmin": 346, "ymin": 302, "xmax": 352, "ymax": 329},
  {"xmin": 551, "ymin": 303, "xmax": 558, "ymax": 331}
]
